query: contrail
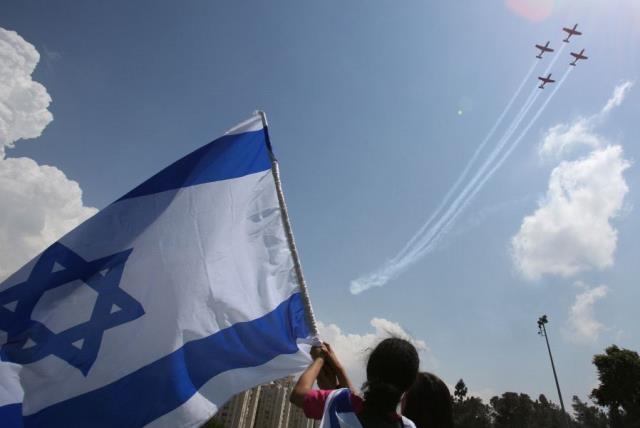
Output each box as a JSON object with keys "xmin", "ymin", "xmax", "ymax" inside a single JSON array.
[
  {"xmin": 393, "ymin": 59, "xmax": 547, "ymax": 264},
  {"xmin": 349, "ymin": 89, "xmax": 542, "ymax": 293},
  {"xmin": 394, "ymin": 59, "xmax": 538, "ymax": 261},
  {"xmin": 401, "ymin": 44, "xmax": 567, "ymax": 260},
  {"xmin": 398, "ymin": 89, "xmax": 540, "ymax": 260},
  {"xmin": 350, "ymin": 45, "xmax": 568, "ymax": 295},
  {"xmin": 400, "ymin": 76, "xmax": 549, "ymax": 261},
  {"xmin": 410, "ymin": 66, "xmax": 574, "ymax": 259}
]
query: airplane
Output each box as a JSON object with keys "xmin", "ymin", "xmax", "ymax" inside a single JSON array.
[
  {"xmin": 538, "ymin": 74, "xmax": 555, "ymax": 89},
  {"xmin": 535, "ymin": 41, "xmax": 554, "ymax": 59},
  {"xmin": 563, "ymin": 24, "xmax": 582, "ymax": 42},
  {"xmin": 570, "ymin": 49, "xmax": 588, "ymax": 66}
]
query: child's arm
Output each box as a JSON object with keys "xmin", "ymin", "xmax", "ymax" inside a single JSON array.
[
  {"xmin": 290, "ymin": 345, "xmax": 327, "ymax": 408},
  {"xmin": 324, "ymin": 342, "xmax": 355, "ymax": 392}
]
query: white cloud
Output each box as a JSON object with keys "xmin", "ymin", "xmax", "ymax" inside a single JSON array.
[
  {"xmin": 512, "ymin": 146, "xmax": 629, "ymax": 279},
  {"xmin": 512, "ymin": 83, "xmax": 632, "ymax": 280},
  {"xmin": 538, "ymin": 118, "xmax": 601, "ymax": 159},
  {"xmin": 317, "ymin": 318, "xmax": 428, "ymax": 391},
  {"xmin": 565, "ymin": 283, "xmax": 609, "ymax": 344},
  {"xmin": 0, "ymin": 157, "xmax": 97, "ymax": 280},
  {"xmin": 538, "ymin": 81, "xmax": 633, "ymax": 159},
  {"xmin": 602, "ymin": 81, "xmax": 634, "ymax": 115},
  {"xmin": 0, "ymin": 28, "xmax": 96, "ymax": 281},
  {"xmin": 0, "ymin": 28, "xmax": 53, "ymax": 157}
]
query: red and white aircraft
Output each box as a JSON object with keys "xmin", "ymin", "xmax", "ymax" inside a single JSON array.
[
  {"xmin": 538, "ymin": 74, "xmax": 555, "ymax": 89},
  {"xmin": 570, "ymin": 49, "xmax": 588, "ymax": 66},
  {"xmin": 535, "ymin": 41, "xmax": 554, "ymax": 59},
  {"xmin": 563, "ymin": 24, "xmax": 582, "ymax": 42}
]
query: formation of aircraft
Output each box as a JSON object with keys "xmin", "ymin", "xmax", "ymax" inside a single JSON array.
[
  {"xmin": 538, "ymin": 74, "xmax": 555, "ymax": 89},
  {"xmin": 536, "ymin": 24, "xmax": 588, "ymax": 89},
  {"xmin": 563, "ymin": 24, "xmax": 582, "ymax": 42},
  {"xmin": 535, "ymin": 41, "xmax": 554, "ymax": 59},
  {"xmin": 570, "ymin": 49, "xmax": 588, "ymax": 66}
]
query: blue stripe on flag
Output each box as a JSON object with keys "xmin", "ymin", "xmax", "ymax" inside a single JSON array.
[
  {"xmin": 0, "ymin": 403, "xmax": 23, "ymax": 428},
  {"xmin": 329, "ymin": 389, "xmax": 353, "ymax": 428},
  {"xmin": 23, "ymin": 292, "xmax": 309, "ymax": 428},
  {"xmin": 118, "ymin": 129, "xmax": 271, "ymax": 201}
]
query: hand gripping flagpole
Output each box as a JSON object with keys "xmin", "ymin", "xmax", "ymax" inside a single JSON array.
[{"xmin": 257, "ymin": 111, "xmax": 320, "ymax": 340}]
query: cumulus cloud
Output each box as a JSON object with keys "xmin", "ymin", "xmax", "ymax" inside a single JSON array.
[
  {"xmin": 0, "ymin": 28, "xmax": 96, "ymax": 281},
  {"xmin": 565, "ymin": 283, "xmax": 609, "ymax": 344},
  {"xmin": 538, "ymin": 118, "xmax": 601, "ymax": 159},
  {"xmin": 318, "ymin": 318, "xmax": 428, "ymax": 391},
  {"xmin": 0, "ymin": 28, "xmax": 53, "ymax": 157},
  {"xmin": 511, "ymin": 83, "xmax": 632, "ymax": 280},
  {"xmin": 512, "ymin": 146, "xmax": 629, "ymax": 279},
  {"xmin": 0, "ymin": 158, "xmax": 97, "ymax": 280},
  {"xmin": 538, "ymin": 81, "xmax": 633, "ymax": 159}
]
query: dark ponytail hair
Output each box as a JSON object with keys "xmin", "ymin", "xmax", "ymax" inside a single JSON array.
[
  {"xmin": 362, "ymin": 338, "xmax": 419, "ymax": 418},
  {"xmin": 402, "ymin": 372, "xmax": 453, "ymax": 428}
]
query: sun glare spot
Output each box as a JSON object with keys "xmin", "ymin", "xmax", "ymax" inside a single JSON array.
[{"xmin": 505, "ymin": 0, "xmax": 554, "ymax": 22}]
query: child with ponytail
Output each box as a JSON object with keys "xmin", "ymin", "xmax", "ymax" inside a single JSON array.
[{"xmin": 290, "ymin": 338, "xmax": 419, "ymax": 428}]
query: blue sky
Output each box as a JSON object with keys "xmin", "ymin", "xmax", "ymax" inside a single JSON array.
[{"xmin": 2, "ymin": 0, "xmax": 639, "ymax": 405}]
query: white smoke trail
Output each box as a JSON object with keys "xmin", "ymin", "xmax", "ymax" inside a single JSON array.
[
  {"xmin": 410, "ymin": 67, "xmax": 574, "ymax": 260},
  {"xmin": 349, "ymin": 89, "xmax": 542, "ymax": 294},
  {"xmin": 392, "ymin": 65, "xmax": 545, "ymax": 265},
  {"xmin": 394, "ymin": 59, "xmax": 538, "ymax": 261},
  {"xmin": 350, "ymin": 46, "xmax": 568, "ymax": 295},
  {"xmin": 401, "ymin": 89, "xmax": 540, "ymax": 259},
  {"xmin": 400, "ymin": 45, "xmax": 566, "ymax": 262}
]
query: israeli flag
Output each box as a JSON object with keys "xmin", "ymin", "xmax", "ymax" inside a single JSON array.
[{"xmin": 0, "ymin": 113, "xmax": 315, "ymax": 427}]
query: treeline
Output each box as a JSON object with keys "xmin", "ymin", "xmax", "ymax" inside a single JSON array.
[{"xmin": 452, "ymin": 345, "xmax": 640, "ymax": 428}]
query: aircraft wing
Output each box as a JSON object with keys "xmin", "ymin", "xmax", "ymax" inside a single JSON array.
[{"xmin": 563, "ymin": 27, "xmax": 581, "ymax": 35}]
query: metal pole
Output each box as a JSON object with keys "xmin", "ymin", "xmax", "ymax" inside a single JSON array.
[
  {"xmin": 538, "ymin": 316, "xmax": 570, "ymax": 427},
  {"xmin": 257, "ymin": 111, "xmax": 319, "ymax": 339}
]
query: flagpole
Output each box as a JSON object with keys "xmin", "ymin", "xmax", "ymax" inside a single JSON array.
[{"xmin": 257, "ymin": 110, "xmax": 320, "ymax": 339}]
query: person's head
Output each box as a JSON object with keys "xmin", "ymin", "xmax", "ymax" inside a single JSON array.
[
  {"xmin": 362, "ymin": 337, "xmax": 419, "ymax": 416},
  {"xmin": 402, "ymin": 372, "xmax": 453, "ymax": 428}
]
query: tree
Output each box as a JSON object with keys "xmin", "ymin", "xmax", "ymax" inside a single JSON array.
[
  {"xmin": 572, "ymin": 395, "xmax": 608, "ymax": 428},
  {"xmin": 453, "ymin": 396, "xmax": 492, "ymax": 428},
  {"xmin": 491, "ymin": 392, "xmax": 535, "ymax": 428},
  {"xmin": 591, "ymin": 345, "xmax": 640, "ymax": 427},
  {"xmin": 532, "ymin": 394, "xmax": 568, "ymax": 428},
  {"xmin": 455, "ymin": 379, "xmax": 469, "ymax": 403}
]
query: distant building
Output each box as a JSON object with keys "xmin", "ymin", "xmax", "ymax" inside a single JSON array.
[
  {"xmin": 253, "ymin": 377, "xmax": 293, "ymax": 427},
  {"xmin": 209, "ymin": 376, "xmax": 319, "ymax": 427},
  {"xmin": 287, "ymin": 404, "xmax": 318, "ymax": 428},
  {"xmin": 215, "ymin": 385, "xmax": 262, "ymax": 428}
]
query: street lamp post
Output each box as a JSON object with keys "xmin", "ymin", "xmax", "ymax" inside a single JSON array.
[{"xmin": 537, "ymin": 315, "xmax": 570, "ymax": 427}]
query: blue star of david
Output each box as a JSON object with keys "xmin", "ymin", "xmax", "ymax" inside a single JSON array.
[{"xmin": 0, "ymin": 243, "xmax": 144, "ymax": 375}]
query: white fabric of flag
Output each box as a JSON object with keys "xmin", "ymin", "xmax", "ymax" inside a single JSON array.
[{"xmin": 0, "ymin": 113, "xmax": 314, "ymax": 427}]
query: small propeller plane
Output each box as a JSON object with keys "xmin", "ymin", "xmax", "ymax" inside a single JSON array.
[
  {"xmin": 570, "ymin": 49, "xmax": 588, "ymax": 66},
  {"xmin": 535, "ymin": 41, "xmax": 554, "ymax": 59},
  {"xmin": 563, "ymin": 24, "xmax": 582, "ymax": 42},
  {"xmin": 538, "ymin": 74, "xmax": 555, "ymax": 89}
]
